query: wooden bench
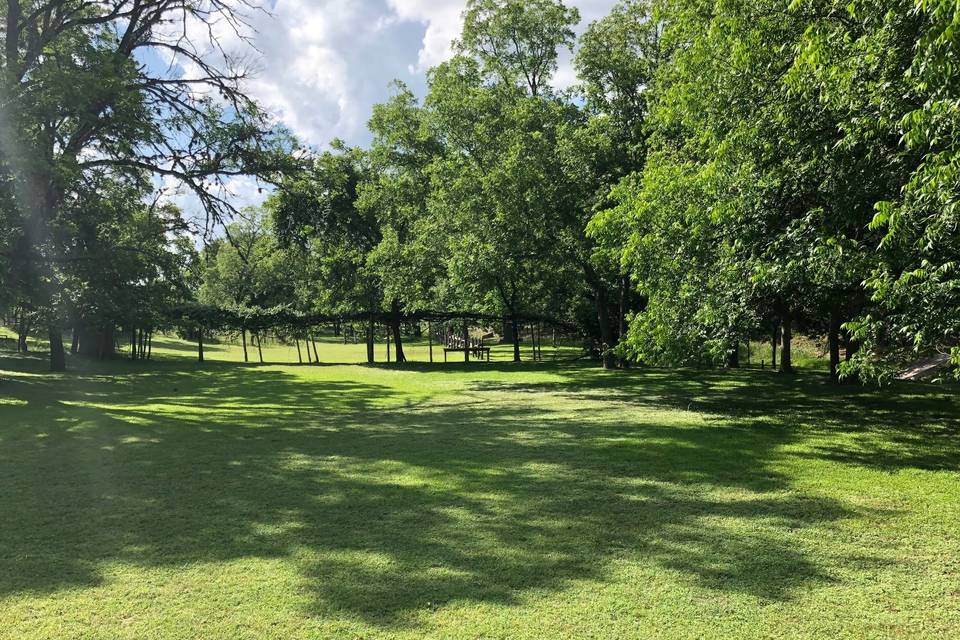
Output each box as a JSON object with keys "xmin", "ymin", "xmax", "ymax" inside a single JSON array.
[{"xmin": 442, "ymin": 334, "xmax": 491, "ymax": 362}]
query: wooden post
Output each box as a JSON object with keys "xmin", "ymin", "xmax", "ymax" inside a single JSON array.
[
  {"xmin": 530, "ymin": 323, "xmax": 536, "ymax": 361},
  {"xmin": 198, "ymin": 327, "xmax": 204, "ymax": 363},
  {"xmin": 428, "ymin": 320, "xmax": 433, "ymax": 363},
  {"xmin": 242, "ymin": 328, "xmax": 249, "ymax": 362}
]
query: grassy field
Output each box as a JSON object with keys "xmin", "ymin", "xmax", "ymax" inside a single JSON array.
[{"xmin": 0, "ymin": 336, "xmax": 958, "ymax": 639}]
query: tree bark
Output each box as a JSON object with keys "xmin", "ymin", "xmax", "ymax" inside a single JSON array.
[
  {"xmin": 390, "ymin": 299, "xmax": 406, "ymax": 363},
  {"xmin": 296, "ymin": 339, "xmax": 302, "ymax": 364},
  {"xmin": 49, "ymin": 327, "xmax": 66, "ymax": 371},
  {"xmin": 198, "ymin": 328, "xmax": 204, "ymax": 363},
  {"xmin": 256, "ymin": 332, "xmax": 264, "ymax": 363},
  {"xmin": 242, "ymin": 328, "xmax": 249, "ymax": 363}
]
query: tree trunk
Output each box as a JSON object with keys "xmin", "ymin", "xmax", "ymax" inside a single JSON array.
[
  {"xmin": 618, "ymin": 274, "xmax": 630, "ymax": 340},
  {"xmin": 727, "ymin": 341, "xmax": 740, "ymax": 368},
  {"xmin": 843, "ymin": 329, "xmax": 859, "ymax": 362},
  {"xmin": 828, "ymin": 309, "xmax": 842, "ymax": 384},
  {"xmin": 296, "ymin": 338, "xmax": 303, "ymax": 364},
  {"xmin": 530, "ymin": 323, "xmax": 537, "ymax": 362},
  {"xmin": 311, "ymin": 332, "xmax": 320, "ymax": 364},
  {"xmin": 595, "ymin": 285, "xmax": 616, "ymax": 369},
  {"xmin": 70, "ymin": 327, "xmax": 79, "ymax": 355},
  {"xmin": 428, "ymin": 321, "xmax": 434, "ymax": 363},
  {"xmin": 242, "ymin": 328, "xmax": 249, "ymax": 363},
  {"xmin": 198, "ymin": 328, "xmax": 204, "ymax": 363},
  {"xmin": 390, "ymin": 299, "xmax": 406, "ymax": 363},
  {"xmin": 366, "ymin": 316, "xmax": 375, "ymax": 364},
  {"xmin": 511, "ymin": 313, "xmax": 521, "ymax": 362},
  {"xmin": 147, "ymin": 332, "xmax": 152, "ymax": 361},
  {"xmin": 256, "ymin": 332, "xmax": 264, "ymax": 363},
  {"xmin": 771, "ymin": 326, "xmax": 778, "ymax": 370},
  {"xmin": 49, "ymin": 327, "xmax": 66, "ymax": 371},
  {"xmin": 779, "ymin": 315, "xmax": 794, "ymax": 373},
  {"xmin": 463, "ymin": 321, "xmax": 470, "ymax": 363},
  {"xmin": 131, "ymin": 326, "xmax": 138, "ymax": 360}
]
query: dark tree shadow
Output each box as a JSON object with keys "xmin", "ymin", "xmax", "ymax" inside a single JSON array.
[{"xmin": 0, "ymin": 353, "xmax": 954, "ymax": 628}]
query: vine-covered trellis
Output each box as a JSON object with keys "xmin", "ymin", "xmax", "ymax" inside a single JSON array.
[{"xmin": 166, "ymin": 304, "xmax": 579, "ymax": 364}]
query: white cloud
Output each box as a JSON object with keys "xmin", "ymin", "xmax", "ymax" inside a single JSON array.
[
  {"xmin": 235, "ymin": 0, "xmax": 620, "ymax": 148},
  {"xmin": 159, "ymin": 0, "xmax": 621, "ymax": 223}
]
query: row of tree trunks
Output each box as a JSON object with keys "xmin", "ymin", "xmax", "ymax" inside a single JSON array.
[
  {"xmin": 129, "ymin": 327, "xmax": 153, "ymax": 361},
  {"xmin": 75, "ymin": 325, "xmax": 116, "ymax": 359}
]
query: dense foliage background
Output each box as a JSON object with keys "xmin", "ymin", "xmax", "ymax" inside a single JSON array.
[{"xmin": 2, "ymin": 0, "xmax": 957, "ymax": 381}]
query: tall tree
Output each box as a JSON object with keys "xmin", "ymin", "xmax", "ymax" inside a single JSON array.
[{"xmin": 0, "ymin": 0, "xmax": 293, "ymax": 369}]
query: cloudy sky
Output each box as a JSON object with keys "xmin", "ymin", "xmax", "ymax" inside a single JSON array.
[
  {"xmin": 168, "ymin": 0, "xmax": 620, "ymax": 215},
  {"xmin": 240, "ymin": 0, "xmax": 619, "ymax": 147}
]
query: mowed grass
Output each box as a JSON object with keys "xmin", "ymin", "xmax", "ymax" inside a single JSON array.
[{"xmin": 0, "ymin": 337, "xmax": 958, "ymax": 639}]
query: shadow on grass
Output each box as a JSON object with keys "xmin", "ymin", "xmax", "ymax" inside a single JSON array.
[
  {"xmin": 469, "ymin": 365, "xmax": 960, "ymax": 472},
  {"xmin": 0, "ymin": 351, "xmax": 954, "ymax": 627}
]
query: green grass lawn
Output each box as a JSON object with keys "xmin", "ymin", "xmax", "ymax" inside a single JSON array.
[{"xmin": 0, "ymin": 337, "xmax": 958, "ymax": 639}]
